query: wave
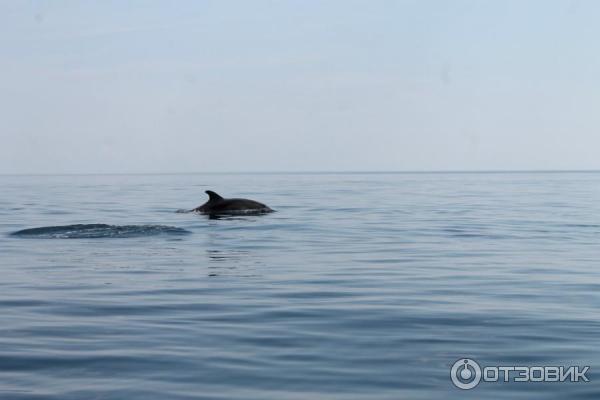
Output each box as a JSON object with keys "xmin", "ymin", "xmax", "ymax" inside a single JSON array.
[{"xmin": 10, "ymin": 224, "xmax": 190, "ymax": 239}]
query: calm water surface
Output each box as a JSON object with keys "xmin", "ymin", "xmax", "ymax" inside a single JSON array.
[{"xmin": 1, "ymin": 173, "xmax": 599, "ymax": 399}]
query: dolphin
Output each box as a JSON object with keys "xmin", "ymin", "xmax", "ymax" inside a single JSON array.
[{"xmin": 192, "ymin": 190, "xmax": 274, "ymax": 215}]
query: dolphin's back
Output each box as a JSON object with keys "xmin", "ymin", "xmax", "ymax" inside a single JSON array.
[
  {"xmin": 193, "ymin": 191, "xmax": 273, "ymax": 214},
  {"xmin": 211, "ymin": 198, "xmax": 270, "ymax": 212}
]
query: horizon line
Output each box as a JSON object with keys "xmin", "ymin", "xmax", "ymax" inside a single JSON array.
[{"xmin": 2, "ymin": 169, "xmax": 600, "ymax": 176}]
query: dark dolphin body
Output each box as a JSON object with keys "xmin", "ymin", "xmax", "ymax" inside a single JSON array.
[{"xmin": 192, "ymin": 191, "xmax": 273, "ymax": 215}]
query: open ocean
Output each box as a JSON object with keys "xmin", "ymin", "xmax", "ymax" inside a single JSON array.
[{"xmin": 1, "ymin": 172, "xmax": 599, "ymax": 399}]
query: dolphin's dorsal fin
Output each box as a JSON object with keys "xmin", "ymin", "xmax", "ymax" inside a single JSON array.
[{"xmin": 205, "ymin": 190, "xmax": 224, "ymax": 202}]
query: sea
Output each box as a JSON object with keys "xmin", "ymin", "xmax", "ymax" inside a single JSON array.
[{"xmin": 1, "ymin": 172, "xmax": 599, "ymax": 399}]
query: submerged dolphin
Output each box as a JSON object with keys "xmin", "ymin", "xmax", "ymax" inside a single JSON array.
[{"xmin": 192, "ymin": 191, "xmax": 274, "ymax": 215}]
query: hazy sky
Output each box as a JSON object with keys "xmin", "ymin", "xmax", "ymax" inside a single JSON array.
[{"xmin": 1, "ymin": 0, "xmax": 599, "ymax": 173}]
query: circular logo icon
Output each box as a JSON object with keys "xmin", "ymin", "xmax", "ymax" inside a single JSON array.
[{"xmin": 451, "ymin": 358, "xmax": 482, "ymax": 390}]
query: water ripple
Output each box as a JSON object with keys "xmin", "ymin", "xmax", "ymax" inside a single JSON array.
[{"xmin": 10, "ymin": 224, "xmax": 191, "ymax": 239}]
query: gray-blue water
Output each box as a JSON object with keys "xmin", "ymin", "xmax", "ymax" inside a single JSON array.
[{"xmin": 1, "ymin": 172, "xmax": 599, "ymax": 399}]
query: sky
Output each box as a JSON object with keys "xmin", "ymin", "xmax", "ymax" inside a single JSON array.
[{"xmin": 1, "ymin": 0, "xmax": 599, "ymax": 174}]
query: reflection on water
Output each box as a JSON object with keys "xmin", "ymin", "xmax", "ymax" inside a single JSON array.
[
  {"xmin": 207, "ymin": 213, "xmax": 271, "ymax": 220},
  {"xmin": 206, "ymin": 249, "xmax": 263, "ymax": 278}
]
